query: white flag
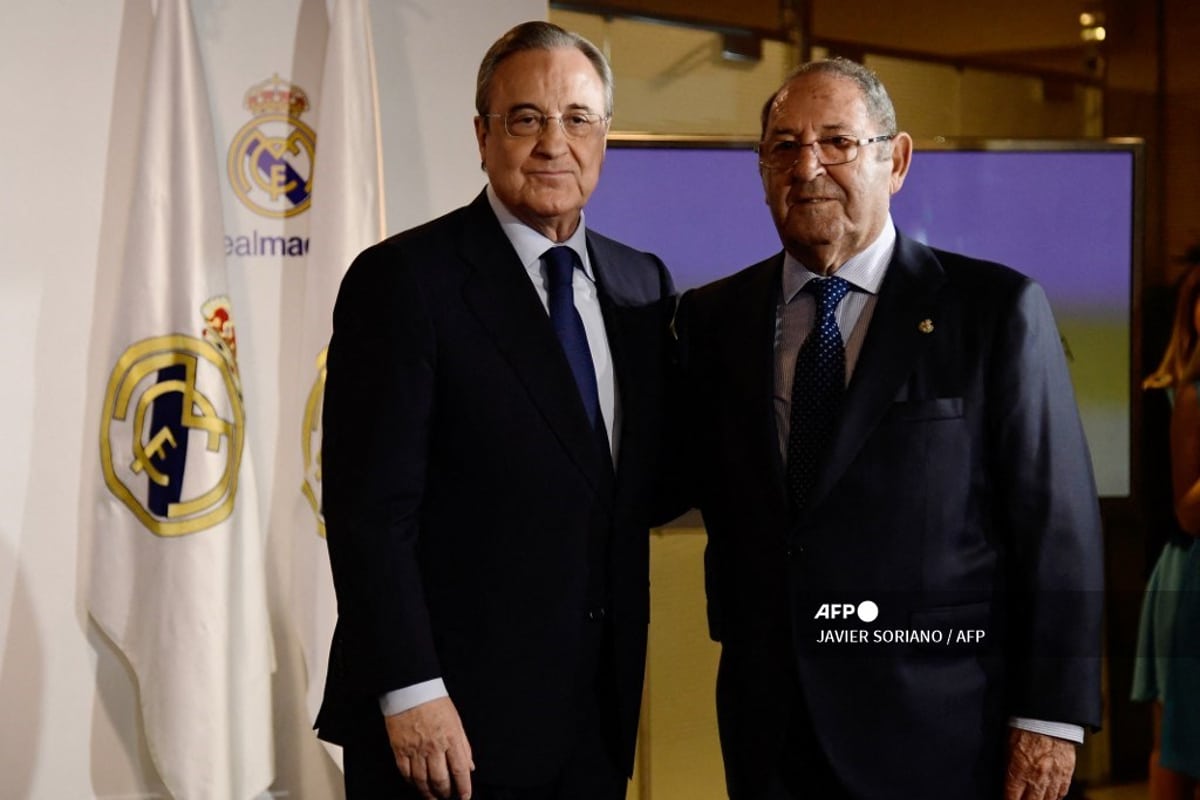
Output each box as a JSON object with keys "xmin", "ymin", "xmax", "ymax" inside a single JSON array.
[
  {"xmin": 89, "ymin": 0, "xmax": 274, "ymax": 797},
  {"xmin": 288, "ymin": 0, "xmax": 385, "ymax": 765}
]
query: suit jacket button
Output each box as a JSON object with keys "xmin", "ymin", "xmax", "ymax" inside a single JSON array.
[{"xmin": 587, "ymin": 607, "xmax": 606, "ymax": 621}]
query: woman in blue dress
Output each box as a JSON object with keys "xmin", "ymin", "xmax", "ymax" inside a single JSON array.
[{"xmin": 1134, "ymin": 264, "xmax": 1200, "ymax": 799}]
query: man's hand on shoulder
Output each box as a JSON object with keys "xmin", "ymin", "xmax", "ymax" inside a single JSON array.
[
  {"xmin": 1005, "ymin": 728, "xmax": 1075, "ymax": 800},
  {"xmin": 385, "ymin": 696, "xmax": 475, "ymax": 799}
]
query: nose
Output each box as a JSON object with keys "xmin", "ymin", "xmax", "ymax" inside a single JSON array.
[
  {"xmin": 533, "ymin": 116, "xmax": 569, "ymax": 153},
  {"xmin": 789, "ymin": 142, "xmax": 826, "ymax": 180}
]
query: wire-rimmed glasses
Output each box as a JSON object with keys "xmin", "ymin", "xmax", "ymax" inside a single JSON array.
[
  {"xmin": 483, "ymin": 109, "xmax": 611, "ymax": 140},
  {"xmin": 758, "ymin": 134, "xmax": 895, "ymax": 169}
]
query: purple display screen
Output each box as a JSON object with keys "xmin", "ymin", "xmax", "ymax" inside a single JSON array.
[
  {"xmin": 586, "ymin": 143, "xmax": 1137, "ymax": 496},
  {"xmin": 894, "ymin": 150, "xmax": 1134, "ymax": 312}
]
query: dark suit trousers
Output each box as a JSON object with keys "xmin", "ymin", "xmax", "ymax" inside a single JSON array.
[
  {"xmin": 762, "ymin": 699, "xmax": 854, "ymax": 800},
  {"xmin": 344, "ymin": 619, "xmax": 625, "ymax": 800},
  {"xmin": 719, "ymin": 645, "xmax": 853, "ymax": 800}
]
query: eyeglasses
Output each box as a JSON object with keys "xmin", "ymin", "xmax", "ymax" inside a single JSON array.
[
  {"xmin": 483, "ymin": 109, "xmax": 611, "ymax": 140},
  {"xmin": 757, "ymin": 134, "xmax": 895, "ymax": 169}
]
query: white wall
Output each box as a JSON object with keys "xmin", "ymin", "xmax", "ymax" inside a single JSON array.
[{"xmin": 0, "ymin": 1, "xmax": 543, "ymax": 797}]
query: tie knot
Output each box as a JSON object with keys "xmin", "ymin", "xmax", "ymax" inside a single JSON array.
[
  {"xmin": 803, "ymin": 275, "xmax": 850, "ymax": 318},
  {"xmin": 544, "ymin": 246, "xmax": 577, "ymax": 289}
]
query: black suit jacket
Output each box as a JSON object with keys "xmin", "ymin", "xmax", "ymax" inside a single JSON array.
[
  {"xmin": 316, "ymin": 191, "xmax": 676, "ymax": 786},
  {"xmin": 675, "ymin": 231, "xmax": 1103, "ymax": 799}
]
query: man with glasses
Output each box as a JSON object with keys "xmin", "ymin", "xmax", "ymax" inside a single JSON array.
[
  {"xmin": 674, "ymin": 58, "xmax": 1103, "ymax": 799},
  {"xmin": 316, "ymin": 20, "xmax": 678, "ymax": 800}
]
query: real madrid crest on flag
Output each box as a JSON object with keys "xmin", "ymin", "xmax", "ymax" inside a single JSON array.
[
  {"xmin": 227, "ymin": 74, "xmax": 316, "ymax": 218},
  {"xmin": 99, "ymin": 298, "xmax": 245, "ymax": 537}
]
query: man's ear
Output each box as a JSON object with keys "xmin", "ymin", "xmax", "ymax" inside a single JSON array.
[
  {"xmin": 889, "ymin": 132, "xmax": 913, "ymax": 194},
  {"xmin": 474, "ymin": 116, "xmax": 489, "ymax": 172}
]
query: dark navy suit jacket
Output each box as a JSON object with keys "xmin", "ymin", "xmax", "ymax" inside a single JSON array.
[
  {"xmin": 675, "ymin": 230, "xmax": 1103, "ymax": 799},
  {"xmin": 316, "ymin": 190, "xmax": 676, "ymax": 786}
]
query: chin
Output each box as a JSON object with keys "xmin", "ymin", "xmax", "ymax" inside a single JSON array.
[
  {"xmin": 527, "ymin": 195, "xmax": 584, "ymax": 218},
  {"xmin": 785, "ymin": 230, "xmax": 837, "ymax": 248}
]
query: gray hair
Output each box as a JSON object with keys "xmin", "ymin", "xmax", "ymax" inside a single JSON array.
[
  {"xmin": 476, "ymin": 21, "xmax": 613, "ymax": 119},
  {"xmin": 759, "ymin": 57, "xmax": 897, "ymax": 150}
]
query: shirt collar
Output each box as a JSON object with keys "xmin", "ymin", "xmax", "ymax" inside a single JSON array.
[
  {"xmin": 486, "ymin": 183, "xmax": 593, "ymax": 278},
  {"xmin": 782, "ymin": 216, "xmax": 896, "ymax": 302}
]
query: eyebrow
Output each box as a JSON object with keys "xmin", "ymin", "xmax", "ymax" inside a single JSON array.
[
  {"xmin": 767, "ymin": 123, "xmax": 857, "ymax": 137},
  {"xmin": 504, "ymin": 101, "xmax": 601, "ymax": 114}
]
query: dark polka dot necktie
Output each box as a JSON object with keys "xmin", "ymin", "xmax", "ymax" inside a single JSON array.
[
  {"xmin": 544, "ymin": 246, "xmax": 601, "ymax": 428},
  {"xmin": 786, "ymin": 275, "xmax": 850, "ymax": 511}
]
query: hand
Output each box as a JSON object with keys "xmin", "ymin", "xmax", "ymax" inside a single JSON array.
[
  {"xmin": 385, "ymin": 697, "xmax": 475, "ymax": 799},
  {"xmin": 1004, "ymin": 728, "xmax": 1076, "ymax": 800}
]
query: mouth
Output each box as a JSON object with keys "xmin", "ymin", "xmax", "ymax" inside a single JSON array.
[{"xmin": 788, "ymin": 181, "xmax": 839, "ymax": 205}]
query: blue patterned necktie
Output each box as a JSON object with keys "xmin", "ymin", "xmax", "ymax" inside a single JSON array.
[
  {"xmin": 787, "ymin": 275, "xmax": 851, "ymax": 511},
  {"xmin": 544, "ymin": 246, "xmax": 601, "ymax": 428}
]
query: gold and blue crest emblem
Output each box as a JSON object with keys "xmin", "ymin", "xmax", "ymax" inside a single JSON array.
[
  {"xmin": 227, "ymin": 74, "xmax": 316, "ymax": 219},
  {"xmin": 100, "ymin": 297, "xmax": 245, "ymax": 536}
]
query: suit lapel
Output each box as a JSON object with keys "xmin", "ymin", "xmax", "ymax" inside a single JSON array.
[
  {"xmin": 458, "ymin": 192, "xmax": 605, "ymax": 489},
  {"xmin": 808, "ymin": 234, "xmax": 946, "ymax": 508}
]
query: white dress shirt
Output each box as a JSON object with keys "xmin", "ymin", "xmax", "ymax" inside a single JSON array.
[
  {"xmin": 772, "ymin": 219, "xmax": 891, "ymax": 459},
  {"xmin": 485, "ymin": 184, "xmax": 619, "ymax": 461}
]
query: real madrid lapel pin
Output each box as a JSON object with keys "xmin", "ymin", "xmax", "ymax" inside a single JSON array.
[{"xmin": 918, "ymin": 318, "xmax": 934, "ymax": 334}]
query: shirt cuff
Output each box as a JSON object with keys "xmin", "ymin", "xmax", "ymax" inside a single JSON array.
[
  {"xmin": 1008, "ymin": 717, "xmax": 1085, "ymax": 744},
  {"xmin": 379, "ymin": 678, "xmax": 449, "ymax": 717}
]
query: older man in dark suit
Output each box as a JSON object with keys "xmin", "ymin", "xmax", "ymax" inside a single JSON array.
[
  {"xmin": 674, "ymin": 58, "xmax": 1103, "ymax": 800},
  {"xmin": 315, "ymin": 21, "xmax": 676, "ymax": 800}
]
